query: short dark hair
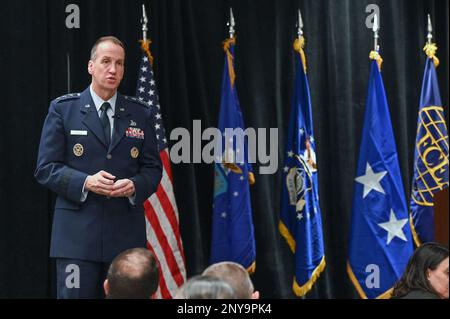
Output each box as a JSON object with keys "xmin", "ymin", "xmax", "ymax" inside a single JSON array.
[
  {"xmin": 90, "ymin": 36, "xmax": 125, "ymax": 60},
  {"xmin": 392, "ymin": 242, "xmax": 449, "ymax": 298},
  {"xmin": 106, "ymin": 248, "xmax": 159, "ymax": 299}
]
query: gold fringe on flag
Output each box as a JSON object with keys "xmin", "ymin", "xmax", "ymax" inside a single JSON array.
[
  {"xmin": 279, "ymin": 221, "xmax": 326, "ymax": 297},
  {"xmin": 410, "ymin": 215, "xmax": 423, "ymax": 247},
  {"xmin": 293, "ymin": 256, "xmax": 326, "ymax": 297},
  {"xmin": 293, "ymin": 36, "xmax": 307, "ymax": 73},
  {"xmin": 279, "ymin": 221, "xmax": 296, "ymax": 253},
  {"xmin": 248, "ymin": 172, "xmax": 255, "ymax": 185},
  {"xmin": 423, "ymin": 43, "xmax": 440, "ymax": 68},
  {"xmin": 223, "ymin": 37, "xmax": 237, "ymax": 87},
  {"xmin": 247, "ymin": 261, "xmax": 256, "ymax": 274},
  {"xmin": 369, "ymin": 51, "xmax": 383, "ymax": 71},
  {"xmin": 139, "ymin": 39, "xmax": 154, "ymax": 67}
]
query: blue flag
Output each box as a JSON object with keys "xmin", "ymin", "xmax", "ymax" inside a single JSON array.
[
  {"xmin": 279, "ymin": 38, "xmax": 326, "ymax": 297},
  {"xmin": 410, "ymin": 53, "xmax": 449, "ymax": 245},
  {"xmin": 210, "ymin": 38, "xmax": 256, "ymax": 272},
  {"xmin": 347, "ymin": 57, "xmax": 413, "ymax": 299}
]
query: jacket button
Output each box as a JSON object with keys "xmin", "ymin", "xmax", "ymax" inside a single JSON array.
[{"xmin": 106, "ymin": 154, "xmax": 112, "ymax": 159}]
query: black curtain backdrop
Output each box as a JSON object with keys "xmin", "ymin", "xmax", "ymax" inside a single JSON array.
[{"xmin": 0, "ymin": 0, "xmax": 448, "ymax": 298}]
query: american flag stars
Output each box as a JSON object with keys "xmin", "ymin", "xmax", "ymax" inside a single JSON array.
[{"xmin": 136, "ymin": 55, "xmax": 167, "ymax": 152}]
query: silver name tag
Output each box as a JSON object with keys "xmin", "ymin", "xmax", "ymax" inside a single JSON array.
[{"xmin": 70, "ymin": 130, "xmax": 88, "ymax": 136}]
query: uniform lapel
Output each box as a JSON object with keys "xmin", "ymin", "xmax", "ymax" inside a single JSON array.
[
  {"xmin": 109, "ymin": 93, "xmax": 131, "ymax": 153},
  {"xmin": 79, "ymin": 88, "xmax": 108, "ymax": 148}
]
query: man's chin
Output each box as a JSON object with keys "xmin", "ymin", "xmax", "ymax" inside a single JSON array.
[{"xmin": 103, "ymin": 83, "xmax": 120, "ymax": 91}]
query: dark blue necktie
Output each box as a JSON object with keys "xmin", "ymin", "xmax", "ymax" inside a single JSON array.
[{"xmin": 100, "ymin": 102, "xmax": 111, "ymax": 146}]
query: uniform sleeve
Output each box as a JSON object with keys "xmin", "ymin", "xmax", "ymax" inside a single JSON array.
[{"xmin": 34, "ymin": 101, "xmax": 89, "ymax": 203}]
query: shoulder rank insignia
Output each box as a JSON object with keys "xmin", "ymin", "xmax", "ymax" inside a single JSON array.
[
  {"xmin": 55, "ymin": 93, "xmax": 81, "ymax": 103},
  {"xmin": 124, "ymin": 95, "xmax": 149, "ymax": 108}
]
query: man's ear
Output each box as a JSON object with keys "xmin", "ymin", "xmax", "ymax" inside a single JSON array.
[
  {"xmin": 88, "ymin": 60, "xmax": 94, "ymax": 75},
  {"xmin": 251, "ymin": 291, "xmax": 260, "ymax": 299},
  {"xmin": 103, "ymin": 279, "xmax": 109, "ymax": 296}
]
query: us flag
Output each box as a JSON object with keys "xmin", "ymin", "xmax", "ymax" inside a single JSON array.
[{"xmin": 136, "ymin": 42, "xmax": 187, "ymax": 299}]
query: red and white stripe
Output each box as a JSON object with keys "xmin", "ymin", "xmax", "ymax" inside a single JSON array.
[{"xmin": 144, "ymin": 148, "xmax": 187, "ymax": 299}]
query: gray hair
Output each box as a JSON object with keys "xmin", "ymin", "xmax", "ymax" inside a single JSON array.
[
  {"xmin": 202, "ymin": 261, "xmax": 254, "ymax": 299},
  {"xmin": 174, "ymin": 275, "xmax": 236, "ymax": 299}
]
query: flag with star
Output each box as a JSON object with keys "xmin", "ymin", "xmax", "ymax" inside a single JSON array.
[
  {"xmin": 210, "ymin": 37, "xmax": 256, "ymax": 272},
  {"xmin": 410, "ymin": 44, "xmax": 449, "ymax": 246},
  {"xmin": 279, "ymin": 36, "xmax": 325, "ymax": 297},
  {"xmin": 136, "ymin": 40, "xmax": 187, "ymax": 299},
  {"xmin": 347, "ymin": 53, "xmax": 413, "ymax": 299}
]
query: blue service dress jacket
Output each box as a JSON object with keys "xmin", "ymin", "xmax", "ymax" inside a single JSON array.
[{"xmin": 35, "ymin": 87, "xmax": 162, "ymax": 262}]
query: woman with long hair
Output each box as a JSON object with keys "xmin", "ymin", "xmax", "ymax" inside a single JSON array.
[{"xmin": 392, "ymin": 242, "xmax": 449, "ymax": 299}]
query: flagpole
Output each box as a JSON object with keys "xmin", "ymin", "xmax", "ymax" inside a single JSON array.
[
  {"xmin": 297, "ymin": 9, "xmax": 303, "ymax": 40},
  {"xmin": 427, "ymin": 14, "xmax": 433, "ymax": 45},
  {"xmin": 140, "ymin": 4, "xmax": 154, "ymax": 66},
  {"xmin": 66, "ymin": 52, "xmax": 71, "ymax": 93},
  {"xmin": 373, "ymin": 13, "xmax": 379, "ymax": 51},
  {"xmin": 228, "ymin": 7, "xmax": 235, "ymax": 39},
  {"xmin": 141, "ymin": 4, "xmax": 148, "ymax": 41}
]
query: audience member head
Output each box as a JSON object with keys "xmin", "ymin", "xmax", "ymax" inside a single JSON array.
[
  {"xmin": 202, "ymin": 261, "xmax": 259, "ymax": 299},
  {"xmin": 104, "ymin": 248, "xmax": 160, "ymax": 299},
  {"xmin": 392, "ymin": 242, "xmax": 449, "ymax": 299},
  {"xmin": 174, "ymin": 275, "xmax": 236, "ymax": 299}
]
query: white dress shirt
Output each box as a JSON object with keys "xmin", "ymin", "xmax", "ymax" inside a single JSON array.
[{"xmin": 89, "ymin": 85, "xmax": 117, "ymax": 139}]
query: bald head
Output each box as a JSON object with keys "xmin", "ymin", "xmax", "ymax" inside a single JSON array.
[
  {"xmin": 105, "ymin": 248, "xmax": 159, "ymax": 299},
  {"xmin": 203, "ymin": 262, "xmax": 256, "ymax": 299}
]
